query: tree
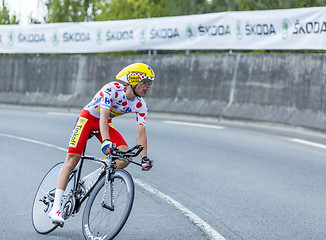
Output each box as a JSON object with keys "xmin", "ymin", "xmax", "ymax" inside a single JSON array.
[
  {"xmin": 94, "ymin": 0, "xmax": 170, "ymax": 21},
  {"xmin": 0, "ymin": 0, "xmax": 19, "ymax": 24},
  {"xmin": 94, "ymin": 0, "xmax": 208, "ymax": 21},
  {"xmin": 45, "ymin": 0, "xmax": 96, "ymax": 23},
  {"xmin": 45, "ymin": 0, "xmax": 205, "ymax": 22},
  {"xmin": 204, "ymin": 0, "xmax": 326, "ymax": 12},
  {"xmin": 43, "ymin": 0, "xmax": 326, "ymax": 23},
  {"xmin": 164, "ymin": 0, "xmax": 207, "ymax": 16}
]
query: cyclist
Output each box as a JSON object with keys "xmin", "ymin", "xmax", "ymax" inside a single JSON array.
[{"xmin": 49, "ymin": 63, "xmax": 155, "ymax": 225}]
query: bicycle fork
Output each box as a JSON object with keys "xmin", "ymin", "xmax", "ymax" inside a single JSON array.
[{"xmin": 101, "ymin": 170, "xmax": 115, "ymax": 211}]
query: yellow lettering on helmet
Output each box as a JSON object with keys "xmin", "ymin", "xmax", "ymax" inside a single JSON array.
[{"xmin": 129, "ymin": 75, "xmax": 141, "ymax": 84}]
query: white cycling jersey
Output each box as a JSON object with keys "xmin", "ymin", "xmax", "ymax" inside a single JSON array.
[{"xmin": 84, "ymin": 82, "xmax": 148, "ymax": 126}]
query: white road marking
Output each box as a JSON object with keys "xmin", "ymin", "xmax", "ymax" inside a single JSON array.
[
  {"xmin": 165, "ymin": 120, "xmax": 225, "ymax": 129},
  {"xmin": 134, "ymin": 178, "xmax": 226, "ymax": 240},
  {"xmin": 0, "ymin": 133, "xmax": 67, "ymax": 152},
  {"xmin": 0, "ymin": 132, "xmax": 225, "ymax": 240},
  {"xmin": 290, "ymin": 138, "xmax": 326, "ymax": 150},
  {"xmin": 47, "ymin": 112, "xmax": 77, "ymax": 117}
]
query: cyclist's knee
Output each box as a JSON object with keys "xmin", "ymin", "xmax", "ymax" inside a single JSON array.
[
  {"xmin": 116, "ymin": 159, "xmax": 130, "ymax": 169},
  {"xmin": 116, "ymin": 145, "xmax": 130, "ymax": 169}
]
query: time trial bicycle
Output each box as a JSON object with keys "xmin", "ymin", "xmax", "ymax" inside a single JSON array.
[{"xmin": 32, "ymin": 130, "xmax": 144, "ymax": 239}]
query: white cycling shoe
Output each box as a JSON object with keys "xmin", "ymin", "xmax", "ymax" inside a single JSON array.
[{"xmin": 49, "ymin": 209, "xmax": 64, "ymax": 226}]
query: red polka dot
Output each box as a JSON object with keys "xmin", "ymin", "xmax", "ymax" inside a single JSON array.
[
  {"xmin": 115, "ymin": 92, "xmax": 118, "ymax": 98},
  {"xmin": 136, "ymin": 102, "xmax": 142, "ymax": 108},
  {"xmin": 139, "ymin": 113, "xmax": 145, "ymax": 117},
  {"xmin": 122, "ymin": 101, "xmax": 127, "ymax": 106},
  {"xmin": 136, "ymin": 116, "xmax": 138, "ymax": 122}
]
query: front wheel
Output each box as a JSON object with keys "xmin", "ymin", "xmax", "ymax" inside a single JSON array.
[{"xmin": 82, "ymin": 169, "xmax": 135, "ymax": 240}]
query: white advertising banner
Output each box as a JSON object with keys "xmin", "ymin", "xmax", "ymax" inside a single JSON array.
[{"xmin": 0, "ymin": 6, "xmax": 326, "ymax": 53}]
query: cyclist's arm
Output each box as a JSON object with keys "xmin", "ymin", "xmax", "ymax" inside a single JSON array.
[
  {"xmin": 136, "ymin": 124, "xmax": 147, "ymax": 158},
  {"xmin": 100, "ymin": 107, "xmax": 111, "ymax": 155}
]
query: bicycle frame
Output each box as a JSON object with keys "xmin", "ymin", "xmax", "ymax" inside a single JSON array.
[
  {"xmin": 32, "ymin": 130, "xmax": 144, "ymax": 237},
  {"xmin": 67, "ymin": 132, "xmax": 143, "ymax": 216}
]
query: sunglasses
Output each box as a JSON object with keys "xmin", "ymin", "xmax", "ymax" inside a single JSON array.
[{"xmin": 139, "ymin": 79, "xmax": 153, "ymax": 86}]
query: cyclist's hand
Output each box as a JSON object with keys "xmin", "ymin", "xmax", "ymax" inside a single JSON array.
[
  {"xmin": 141, "ymin": 156, "xmax": 153, "ymax": 171},
  {"xmin": 101, "ymin": 139, "xmax": 113, "ymax": 155}
]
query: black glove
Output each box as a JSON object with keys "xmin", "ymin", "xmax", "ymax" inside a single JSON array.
[{"xmin": 141, "ymin": 156, "xmax": 153, "ymax": 171}]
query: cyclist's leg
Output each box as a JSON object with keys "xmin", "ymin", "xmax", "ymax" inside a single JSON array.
[
  {"xmin": 57, "ymin": 153, "xmax": 81, "ymax": 189},
  {"xmin": 49, "ymin": 115, "xmax": 93, "ymax": 224},
  {"xmin": 61, "ymin": 114, "xmax": 95, "ymax": 187},
  {"xmin": 116, "ymin": 145, "xmax": 130, "ymax": 169}
]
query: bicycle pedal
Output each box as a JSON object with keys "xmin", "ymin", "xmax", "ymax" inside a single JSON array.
[
  {"xmin": 52, "ymin": 220, "xmax": 64, "ymax": 228},
  {"xmin": 57, "ymin": 222, "xmax": 64, "ymax": 228}
]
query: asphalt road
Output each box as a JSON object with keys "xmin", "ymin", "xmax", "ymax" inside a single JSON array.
[{"xmin": 1, "ymin": 105, "xmax": 326, "ymax": 240}]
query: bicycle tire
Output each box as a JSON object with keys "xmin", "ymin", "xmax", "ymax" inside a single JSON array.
[
  {"xmin": 82, "ymin": 169, "xmax": 135, "ymax": 240},
  {"xmin": 32, "ymin": 162, "xmax": 75, "ymax": 234}
]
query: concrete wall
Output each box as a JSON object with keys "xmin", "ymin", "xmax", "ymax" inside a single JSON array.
[{"xmin": 0, "ymin": 53, "xmax": 325, "ymax": 130}]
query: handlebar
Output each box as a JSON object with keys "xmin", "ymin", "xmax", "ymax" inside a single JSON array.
[
  {"xmin": 88, "ymin": 130, "xmax": 143, "ymax": 159},
  {"xmin": 111, "ymin": 144, "xmax": 144, "ymax": 158},
  {"xmin": 84, "ymin": 132, "xmax": 145, "ymax": 168}
]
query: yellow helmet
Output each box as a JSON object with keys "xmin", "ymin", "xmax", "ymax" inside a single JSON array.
[{"xmin": 116, "ymin": 63, "xmax": 155, "ymax": 86}]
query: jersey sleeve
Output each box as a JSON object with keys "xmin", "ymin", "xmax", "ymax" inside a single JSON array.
[
  {"xmin": 99, "ymin": 84, "xmax": 115, "ymax": 110},
  {"xmin": 136, "ymin": 103, "xmax": 148, "ymax": 126}
]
